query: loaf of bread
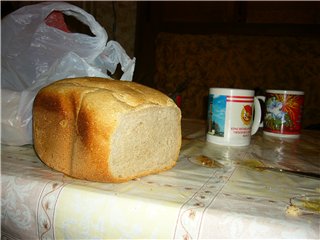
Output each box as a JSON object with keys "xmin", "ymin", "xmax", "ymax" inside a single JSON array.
[{"xmin": 33, "ymin": 77, "xmax": 181, "ymax": 182}]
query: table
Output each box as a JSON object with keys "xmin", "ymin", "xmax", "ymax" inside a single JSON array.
[{"xmin": 2, "ymin": 119, "xmax": 320, "ymax": 239}]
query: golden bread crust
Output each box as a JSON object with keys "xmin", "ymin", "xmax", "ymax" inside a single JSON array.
[{"xmin": 33, "ymin": 77, "xmax": 181, "ymax": 182}]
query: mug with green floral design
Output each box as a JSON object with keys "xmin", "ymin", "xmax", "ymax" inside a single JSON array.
[{"xmin": 260, "ymin": 90, "xmax": 304, "ymax": 138}]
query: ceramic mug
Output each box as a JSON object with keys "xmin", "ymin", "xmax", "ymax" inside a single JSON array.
[
  {"xmin": 206, "ymin": 88, "xmax": 261, "ymax": 146},
  {"xmin": 259, "ymin": 89, "xmax": 304, "ymax": 138}
]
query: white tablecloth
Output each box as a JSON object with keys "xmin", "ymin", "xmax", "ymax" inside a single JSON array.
[{"xmin": 2, "ymin": 119, "xmax": 320, "ymax": 239}]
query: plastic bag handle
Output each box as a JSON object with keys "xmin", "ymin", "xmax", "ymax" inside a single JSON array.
[
  {"xmin": 39, "ymin": 2, "xmax": 108, "ymax": 62},
  {"xmin": 52, "ymin": 5, "xmax": 107, "ymax": 40}
]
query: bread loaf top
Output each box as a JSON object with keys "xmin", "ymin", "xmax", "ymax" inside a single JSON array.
[
  {"xmin": 33, "ymin": 77, "xmax": 181, "ymax": 182},
  {"xmin": 36, "ymin": 77, "xmax": 176, "ymax": 110}
]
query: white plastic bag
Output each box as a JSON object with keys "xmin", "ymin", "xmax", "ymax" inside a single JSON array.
[{"xmin": 1, "ymin": 2, "xmax": 136, "ymax": 146}]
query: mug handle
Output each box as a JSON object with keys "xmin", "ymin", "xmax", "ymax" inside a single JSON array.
[
  {"xmin": 256, "ymin": 96, "xmax": 266, "ymax": 128},
  {"xmin": 251, "ymin": 96, "xmax": 263, "ymax": 135}
]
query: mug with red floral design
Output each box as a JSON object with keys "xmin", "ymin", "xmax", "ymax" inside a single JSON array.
[{"xmin": 261, "ymin": 90, "xmax": 304, "ymax": 138}]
